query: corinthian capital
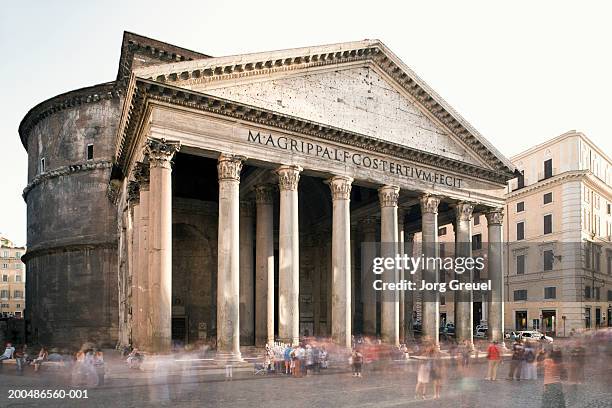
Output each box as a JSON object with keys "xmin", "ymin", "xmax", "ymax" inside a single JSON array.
[
  {"xmin": 419, "ymin": 194, "xmax": 440, "ymax": 214},
  {"xmin": 145, "ymin": 138, "xmax": 181, "ymax": 169},
  {"xmin": 378, "ymin": 185, "xmax": 400, "ymax": 208},
  {"xmin": 455, "ymin": 201, "xmax": 475, "ymax": 222},
  {"xmin": 254, "ymin": 184, "xmax": 275, "ymax": 204},
  {"xmin": 276, "ymin": 165, "xmax": 302, "ymax": 191},
  {"xmin": 217, "ymin": 154, "xmax": 245, "ymax": 181},
  {"xmin": 485, "ymin": 208, "xmax": 504, "ymax": 225},
  {"xmin": 327, "ymin": 176, "xmax": 353, "ymax": 200},
  {"xmin": 127, "ymin": 181, "xmax": 140, "ymax": 204},
  {"xmin": 133, "ymin": 162, "xmax": 150, "ymax": 190}
]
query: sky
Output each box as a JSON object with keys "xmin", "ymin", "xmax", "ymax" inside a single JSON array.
[{"xmin": 1, "ymin": 1, "xmax": 611, "ymax": 246}]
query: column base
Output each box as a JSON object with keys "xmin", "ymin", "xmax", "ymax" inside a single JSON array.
[{"xmin": 215, "ymin": 351, "xmax": 244, "ymax": 365}]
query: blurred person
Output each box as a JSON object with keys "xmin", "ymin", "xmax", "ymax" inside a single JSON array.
[
  {"xmin": 94, "ymin": 350, "xmax": 105, "ymax": 386},
  {"xmin": 507, "ymin": 339, "xmax": 524, "ymax": 380},
  {"xmin": 352, "ymin": 348, "xmax": 363, "ymax": 377},
  {"xmin": 320, "ymin": 346, "xmax": 328, "ymax": 369},
  {"xmin": 415, "ymin": 348, "xmax": 432, "ymax": 400},
  {"xmin": 542, "ymin": 349, "xmax": 566, "ymax": 408},
  {"xmin": 33, "ymin": 346, "xmax": 48, "ymax": 372},
  {"xmin": 0, "ymin": 342, "xmax": 15, "ymax": 363},
  {"xmin": 485, "ymin": 340, "xmax": 502, "ymax": 380},
  {"xmin": 460, "ymin": 340, "xmax": 471, "ymax": 369},
  {"xmin": 284, "ymin": 344, "xmax": 292, "ymax": 374},
  {"xmin": 522, "ymin": 341, "xmax": 537, "ymax": 380},
  {"xmin": 311, "ymin": 344, "xmax": 321, "ymax": 373},
  {"xmin": 430, "ymin": 348, "xmax": 444, "ymax": 399},
  {"xmin": 14, "ymin": 345, "xmax": 27, "ymax": 375},
  {"xmin": 127, "ymin": 348, "xmax": 143, "ymax": 369}
]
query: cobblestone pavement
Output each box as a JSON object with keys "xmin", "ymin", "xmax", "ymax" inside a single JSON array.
[{"xmin": 0, "ymin": 357, "xmax": 610, "ymax": 408}]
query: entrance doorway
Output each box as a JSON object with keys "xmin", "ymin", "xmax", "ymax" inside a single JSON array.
[
  {"xmin": 515, "ymin": 311, "xmax": 527, "ymax": 330},
  {"xmin": 473, "ymin": 302, "xmax": 482, "ymax": 328},
  {"xmin": 541, "ymin": 310, "xmax": 556, "ymax": 336},
  {"xmin": 595, "ymin": 308, "xmax": 601, "ymax": 328},
  {"xmin": 172, "ymin": 316, "xmax": 188, "ymax": 346}
]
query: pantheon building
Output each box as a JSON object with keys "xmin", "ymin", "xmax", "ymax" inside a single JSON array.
[{"xmin": 19, "ymin": 33, "xmax": 515, "ymax": 359}]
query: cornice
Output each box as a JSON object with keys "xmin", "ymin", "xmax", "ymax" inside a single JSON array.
[
  {"xmin": 133, "ymin": 41, "xmax": 514, "ymax": 174},
  {"xmin": 505, "ymin": 170, "xmax": 589, "ymax": 200},
  {"xmin": 22, "ymin": 160, "xmax": 113, "ymax": 201},
  {"xmin": 115, "ymin": 78, "xmax": 514, "ymax": 186},
  {"xmin": 18, "ymin": 82, "xmax": 123, "ymax": 151},
  {"xmin": 21, "ymin": 240, "xmax": 117, "ymax": 262}
]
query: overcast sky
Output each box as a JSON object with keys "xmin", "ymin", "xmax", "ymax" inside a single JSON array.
[{"xmin": 1, "ymin": 1, "xmax": 610, "ymax": 246}]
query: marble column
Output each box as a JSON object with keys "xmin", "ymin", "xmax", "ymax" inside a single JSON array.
[
  {"xmin": 486, "ymin": 208, "xmax": 505, "ymax": 344},
  {"xmin": 420, "ymin": 194, "xmax": 441, "ymax": 347},
  {"xmin": 239, "ymin": 200, "xmax": 255, "ymax": 345},
  {"xmin": 379, "ymin": 185, "xmax": 400, "ymax": 346},
  {"xmin": 146, "ymin": 138, "xmax": 180, "ymax": 352},
  {"xmin": 361, "ymin": 217, "xmax": 378, "ymax": 336},
  {"xmin": 254, "ymin": 184, "xmax": 275, "ymax": 347},
  {"xmin": 328, "ymin": 176, "xmax": 353, "ymax": 348},
  {"xmin": 127, "ymin": 181, "xmax": 140, "ymax": 345},
  {"xmin": 404, "ymin": 233, "xmax": 415, "ymax": 339},
  {"xmin": 454, "ymin": 202, "xmax": 475, "ymax": 347},
  {"xmin": 398, "ymin": 210, "xmax": 406, "ymax": 343},
  {"xmin": 133, "ymin": 162, "xmax": 150, "ymax": 350},
  {"xmin": 216, "ymin": 154, "xmax": 245, "ymax": 361},
  {"xmin": 277, "ymin": 165, "xmax": 302, "ymax": 345}
]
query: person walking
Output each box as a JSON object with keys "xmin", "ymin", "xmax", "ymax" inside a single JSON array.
[
  {"xmin": 522, "ymin": 341, "xmax": 537, "ymax": 380},
  {"xmin": 94, "ymin": 350, "xmax": 105, "ymax": 386},
  {"xmin": 486, "ymin": 340, "xmax": 502, "ymax": 380},
  {"xmin": 283, "ymin": 345, "xmax": 292, "ymax": 375},
  {"xmin": 542, "ymin": 349, "xmax": 566, "ymax": 408},
  {"xmin": 352, "ymin": 348, "xmax": 363, "ymax": 377},
  {"xmin": 415, "ymin": 348, "xmax": 432, "ymax": 400},
  {"xmin": 507, "ymin": 340, "xmax": 524, "ymax": 380}
]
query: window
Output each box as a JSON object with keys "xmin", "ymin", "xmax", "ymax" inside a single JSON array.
[
  {"xmin": 439, "ymin": 243, "xmax": 445, "ymax": 258},
  {"xmin": 517, "ymin": 171, "xmax": 525, "ymax": 189},
  {"xmin": 40, "ymin": 157, "xmax": 46, "ymax": 173},
  {"xmin": 15, "ymin": 274, "xmax": 21, "ymax": 282},
  {"xmin": 0, "ymin": 290, "xmax": 8, "ymax": 299},
  {"xmin": 544, "ymin": 287, "xmax": 556, "ymax": 299},
  {"xmin": 15, "ymin": 263, "xmax": 22, "ymax": 269},
  {"xmin": 543, "ymin": 192, "xmax": 553, "ymax": 204},
  {"xmin": 514, "ymin": 290, "xmax": 528, "ymax": 301},
  {"xmin": 1, "ymin": 264, "xmax": 7, "ymax": 269},
  {"xmin": 516, "ymin": 202, "xmax": 525, "ymax": 213},
  {"xmin": 594, "ymin": 287, "xmax": 600, "ymax": 301},
  {"xmin": 13, "ymin": 290, "xmax": 23, "ymax": 299},
  {"xmin": 516, "ymin": 254, "xmax": 525, "ymax": 275},
  {"xmin": 438, "ymin": 227, "xmax": 447, "ymax": 236},
  {"xmin": 15, "ymin": 252, "xmax": 21, "ymax": 258},
  {"xmin": 16, "ymin": 304, "xmax": 21, "ymax": 309},
  {"xmin": 584, "ymin": 286, "xmax": 591, "ymax": 299},
  {"xmin": 544, "ymin": 159, "xmax": 553, "ymax": 179},
  {"xmin": 0, "ymin": 304, "xmax": 8, "ymax": 309},
  {"xmin": 544, "ymin": 214, "xmax": 553, "ymax": 235},
  {"xmin": 517, "ymin": 222, "xmax": 525, "ymax": 240},
  {"xmin": 608, "ymin": 290, "xmax": 612, "ymax": 302},
  {"xmin": 608, "ymin": 203, "xmax": 611, "ymax": 215},
  {"xmin": 473, "ymin": 215, "xmax": 480, "ymax": 225},
  {"xmin": 1, "ymin": 275, "xmax": 7, "ymax": 282},
  {"xmin": 607, "ymin": 253, "xmax": 612, "ymax": 275},
  {"xmin": 471, "ymin": 234, "xmax": 482, "ymax": 251},
  {"xmin": 2, "ymin": 251, "xmax": 8, "ymax": 257},
  {"xmin": 544, "ymin": 250, "xmax": 554, "ymax": 271},
  {"xmin": 87, "ymin": 144, "xmax": 94, "ymax": 160}
]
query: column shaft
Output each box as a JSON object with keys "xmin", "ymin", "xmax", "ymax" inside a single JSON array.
[
  {"xmin": 254, "ymin": 185, "xmax": 275, "ymax": 346},
  {"xmin": 398, "ymin": 211, "xmax": 405, "ymax": 343},
  {"xmin": 277, "ymin": 165, "xmax": 301, "ymax": 345},
  {"xmin": 379, "ymin": 186, "xmax": 400, "ymax": 346},
  {"xmin": 420, "ymin": 194, "xmax": 441, "ymax": 347},
  {"xmin": 239, "ymin": 201, "xmax": 255, "ymax": 345},
  {"xmin": 329, "ymin": 176, "xmax": 353, "ymax": 348},
  {"xmin": 134, "ymin": 163, "xmax": 150, "ymax": 350},
  {"xmin": 361, "ymin": 218, "xmax": 378, "ymax": 336},
  {"xmin": 454, "ymin": 202, "xmax": 474, "ymax": 346},
  {"xmin": 486, "ymin": 209, "xmax": 505, "ymax": 344},
  {"xmin": 216, "ymin": 154, "xmax": 244, "ymax": 361},
  {"xmin": 146, "ymin": 138, "xmax": 180, "ymax": 352}
]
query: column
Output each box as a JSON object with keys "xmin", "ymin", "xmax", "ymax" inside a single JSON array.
[
  {"xmin": 127, "ymin": 181, "xmax": 140, "ymax": 345},
  {"xmin": 277, "ymin": 165, "xmax": 302, "ymax": 345},
  {"xmin": 254, "ymin": 184, "xmax": 275, "ymax": 347},
  {"xmin": 146, "ymin": 138, "xmax": 180, "ymax": 352},
  {"xmin": 420, "ymin": 194, "xmax": 441, "ymax": 347},
  {"xmin": 454, "ymin": 202, "xmax": 475, "ymax": 347},
  {"xmin": 239, "ymin": 200, "xmax": 255, "ymax": 345},
  {"xmin": 216, "ymin": 154, "xmax": 245, "ymax": 362},
  {"xmin": 404, "ymin": 233, "xmax": 415, "ymax": 339},
  {"xmin": 379, "ymin": 185, "xmax": 400, "ymax": 346},
  {"xmin": 486, "ymin": 208, "xmax": 505, "ymax": 344},
  {"xmin": 398, "ymin": 210, "xmax": 406, "ymax": 343},
  {"xmin": 361, "ymin": 217, "xmax": 378, "ymax": 336},
  {"xmin": 133, "ymin": 162, "xmax": 150, "ymax": 350},
  {"xmin": 328, "ymin": 176, "xmax": 353, "ymax": 348}
]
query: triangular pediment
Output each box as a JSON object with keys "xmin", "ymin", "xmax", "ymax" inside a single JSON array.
[{"xmin": 132, "ymin": 40, "xmax": 514, "ymax": 174}]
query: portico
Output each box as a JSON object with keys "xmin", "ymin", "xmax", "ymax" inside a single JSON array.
[{"xmin": 113, "ymin": 40, "xmax": 514, "ymax": 354}]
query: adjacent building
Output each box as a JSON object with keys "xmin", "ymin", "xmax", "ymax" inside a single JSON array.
[
  {"xmin": 504, "ymin": 131, "xmax": 612, "ymax": 336},
  {"xmin": 0, "ymin": 235, "xmax": 26, "ymax": 318}
]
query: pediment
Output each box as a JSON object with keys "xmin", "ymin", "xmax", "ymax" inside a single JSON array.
[{"xmin": 131, "ymin": 40, "xmax": 514, "ymax": 174}]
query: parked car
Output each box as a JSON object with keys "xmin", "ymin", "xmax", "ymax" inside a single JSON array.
[
  {"xmin": 517, "ymin": 330, "xmax": 553, "ymax": 343},
  {"xmin": 439, "ymin": 322, "xmax": 455, "ymax": 335},
  {"xmin": 475, "ymin": 327, "xmax": 488, "ymax": 338}
]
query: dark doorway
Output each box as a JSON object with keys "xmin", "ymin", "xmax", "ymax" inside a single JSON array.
[
  {"xmin": 595, "ymin": 308, "xmax": 601, "ymax": 328},
  {"xmin": 515, "ymin": 311, "xmax": 527, "ymax": 330},
  {"xmin": 473, "ymin": 302, "xmax": 482, "ymax": 328},
  {"xmin": 542, "ymin": 310, "xmax": 556, "ymax": 336},
  {"xmin": 172, "ymin": 316, "xmax": 188, "ymax": 346}
]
